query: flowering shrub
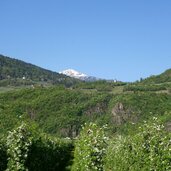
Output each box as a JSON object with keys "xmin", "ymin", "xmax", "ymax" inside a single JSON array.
[
  {"xmin": 6, "ymin": 123, "xmax": 32, "ymax": 171},
  {"xmin": 1, "ymin": 122, "xmax": 73, "ymax": 171},
  {"xmin": 1, "ymin": 118, "xmax": 170, "ymax": 170},
  {"xmin": 136, "ymin": 118, "xmax": 171, "ymax": 170},
  {"xmin": 104, "ymin": 117, "xmax": 171, "ymax": 171},
  {"xmin": 72, "ymin": 123, "xmax": 108, "ymax": 171}
]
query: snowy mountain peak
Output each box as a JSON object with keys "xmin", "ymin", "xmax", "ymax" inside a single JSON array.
[
  {"xmin": 59, "ymin": 69, "xmax": 88, "ymax": 80},
  {"xmin": 60, "ymin": 69, "xmax": 117, "ymax": 82}
]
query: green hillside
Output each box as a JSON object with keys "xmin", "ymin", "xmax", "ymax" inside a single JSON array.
[
  {"xmin": 142, "ymin": 68, "xmax": 171, "ymax": 84},
  {"xmin": 0, "ymin": 54, "xmax": 79, "ymax": 87},
  {"xmin": 1, "ymin": 82, "xmax": 171, "ymax": 138},
  {"xmin": 0, "ymin": 86, "xmax": 112, "ymax": 137}
]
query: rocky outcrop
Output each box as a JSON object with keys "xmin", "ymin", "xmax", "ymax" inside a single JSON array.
[
  {"xmin": 60, "ymin": 125, "xmax": 80, "ymax": 138},
  {"xmin": 111, "ymin": 102, "xmax": 137, "ymax": 125},
  {"xmin": 84, "ymin": 103, "xmax": 108, "ymax": 117},
  {"xmin": 166, "ymin": 121, "xmax": 171, "ymax": 131}
]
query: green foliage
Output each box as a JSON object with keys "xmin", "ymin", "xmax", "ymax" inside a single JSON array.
[
  {"xmin": 0, "ymin": 79, "xmax": 35, "ymax": 87},
  {"xmin": 0, "ymin": 86, "xmax": 112, "ymax": 137},
  {"xmin": 1, "ymin": 82, "xmax": 171, "ymax": 138},
  {"xmin": 0, "ymin": 139, "xmax": 7, "ymax": 171},
  {"xmin": 0, "ymin": 122, "xmax": 73, "ymax": 171},
  {"xmin": 1, "ymin": 84, "xmax": 171, "ymax": 138},
  {"xmin": 72, "ymin": 123, "xmax": 108, "ymax": 171},
  {"xmin": 1, "ymin": 119, "xmax": 170, "ymax": 171},
  {"xmin": 104, "ymin": 118, "xmax": 171, "ymax": 171},
  {"xmin": 123, "ymin": 83, "xmax": 168, "ymax": 92},
  {"xmin": 74, "ymin": 80, "xmax": 125, "ymax": 92},
  {"xmin": 6, "ymin": 123, "xmax": 32, "ymax": 171},
  {"xmin": 109, "ymin": 92, "xmax": 171, "ymax": 122},
  {"xmin": 26, "ymin": 135, "xmax": 73, "ymax": 171},
  {"xmin": 142, "ymin": 68, "xmax": 171, "ymax": 84}
]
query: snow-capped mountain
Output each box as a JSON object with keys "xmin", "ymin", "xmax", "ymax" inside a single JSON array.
[
  {"xmin": 59, "ymin": 69, "xmax": 98, "ymax": 81},
  {"xmin": 60, "ymin": 69, "xmax": 87, "ymax": 79}
]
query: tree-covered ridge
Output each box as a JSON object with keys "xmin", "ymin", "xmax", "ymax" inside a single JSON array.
[
  {"xmin": 0, "ymin": 54, "xmax": 79, "ymax": 87},
  {"xmin": 142, "ymin": 68, "xmax": 171, "ymax": 84}
]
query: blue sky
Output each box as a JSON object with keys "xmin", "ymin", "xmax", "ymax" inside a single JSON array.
[{"xmin": 0, "ymin": 0, "xmax": 171, "ymax": 81}]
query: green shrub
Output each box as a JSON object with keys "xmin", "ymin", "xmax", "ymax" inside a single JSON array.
[
  {"xmin": 123, "ymin": 84, "xmax": 167, "ymax": 92},
  {"xmin": 72, "ymin": 123, "xmax": 108, "ymax": 171},
  {"xmin": 3, "ymin": 122, "xmax": 73, "ymax": 171},
  {"xmin": 26, "ymin": 135, "xmax": 73, "ymax": 171},
  {"xmin": 104, "ymin": 118, "xmax": 171, "ymax": 171},
  {"xmin": 0, "ymin": 139, "xmax": 7, "ymax": 171},
  {"xmin": 6, "ymin": 123, "xmax": 32, "ymax": 171}
]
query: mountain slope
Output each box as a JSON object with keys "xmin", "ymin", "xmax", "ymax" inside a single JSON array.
[
  {"xmin": 0, "ymin": 86, "xmax": 112, "ymax": 137},
  {"xmin": 142, "ymin": 68, "xmax": 171, "ymax": 84},
  {"xmin": 0, "ymin": 55, "xmax": 79, "ymax": 87}
]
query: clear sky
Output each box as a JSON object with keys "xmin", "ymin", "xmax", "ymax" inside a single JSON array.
[{"xmin": 0, "ymin": 0, "xmax": 171, "ymax": 82}]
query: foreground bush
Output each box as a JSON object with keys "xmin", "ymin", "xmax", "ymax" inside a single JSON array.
[
  {"xmin": 0, "ymin": 139, "xmax": 7, "ymax": 171},
  {"xmin": 0, "ymin": 122, "xmax": 73, "ymax": 171},
  {"xmin": 72, "ymin": 123, "xmax": 108, "ymax": 171},
  {"xmin": 6, "ymin": 123, "xmax": 32, "ymax": 171},
  {"xmin": 26, "ymin": 135, "xmax": 73, "ymax": 171},
  {"xmin": 104, "ymin": 118, "xmax": 171, "ymax": 171}
]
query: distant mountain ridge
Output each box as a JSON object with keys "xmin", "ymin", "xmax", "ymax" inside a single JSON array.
[
  {"xmin": 0, "ymin": 54, "xmax": 79, "ymax": 87},
  {"xmin": 1, "ymin": 54, "xmax": 170, "ymax": 85},
  {"xmin": 60, "ymin": 69, "xmax": 100, "ymax": 82}
]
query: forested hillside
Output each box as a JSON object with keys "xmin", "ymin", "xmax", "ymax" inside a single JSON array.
[
  {"xmin": 0, "ymin": 86, "xmax": 112, "ymax": 137},
  {"xmin": 1, "ymin": 82, "xmax": 171, "ymax": 138},
  {"xmin": 0, "ymin": 55, "xmax": 79, "ymax": 87},
  {"xmin": 142, "ymin": 68, "xmax": 171, "ymax": 84}
]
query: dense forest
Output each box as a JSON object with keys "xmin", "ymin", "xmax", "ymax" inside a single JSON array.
[{"xmin": 0, "ymin": 55, "xmax": 171, "ymax": 170}]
